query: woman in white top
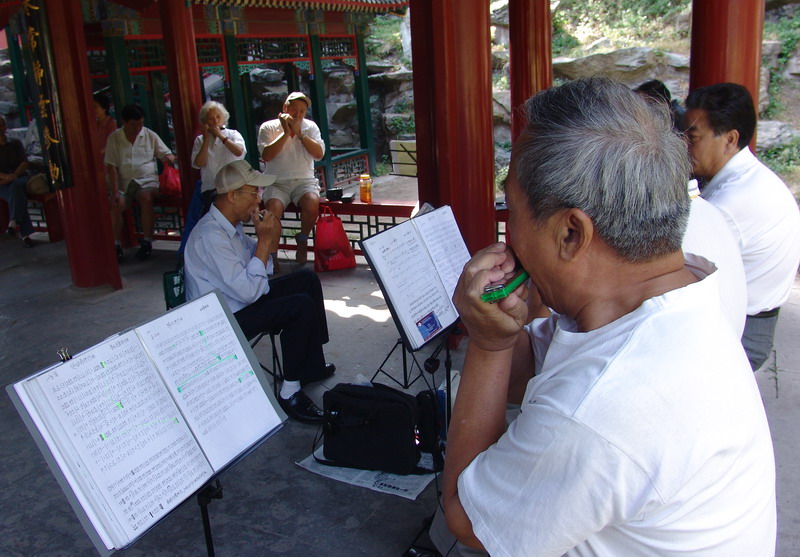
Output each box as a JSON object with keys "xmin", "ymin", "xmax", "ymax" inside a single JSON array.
[
  {"xmin": 191, "ymin": 101, "xmax": 246, "ymax": 195},
  {"xmin": 180, "ymin": 101, "xmax": 247, "ymax": 257}
]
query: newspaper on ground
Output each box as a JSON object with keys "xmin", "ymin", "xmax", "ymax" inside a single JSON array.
[{"xmin": 296, "ymin": 446, "xmax": 436, "ymax": 500}]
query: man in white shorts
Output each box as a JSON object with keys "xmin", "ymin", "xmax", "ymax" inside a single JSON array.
[{"xmin": 258, "ymin": 92, "xmax": 325, "ymax": 267}]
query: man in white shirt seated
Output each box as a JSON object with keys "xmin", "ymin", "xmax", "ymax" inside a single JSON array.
[
  {"xmin": 258, "ymin": 92, "xmax": 325, "ymax": 267},
  {"xmin": 684, "ymin": 82, "xmax": 800, "ymax": 370},
  {"xmin": 184, "ymin": 160, "xmax": 334, "ymax": 424},
  {"xmin": 439, "ymin": 78, "xmax": 776, "ymax": 557},
  {"xmin": 104, "ymin": 104, "xmax": 176, "ymax": 262}
]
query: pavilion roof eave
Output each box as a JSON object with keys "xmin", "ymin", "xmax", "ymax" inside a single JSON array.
[{"xmin": 190, "ymin": 0, "xmax": 407, "ymax": 11}]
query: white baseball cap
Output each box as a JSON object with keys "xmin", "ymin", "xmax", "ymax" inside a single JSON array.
[
  {"xmin": 285, "ymin": 91, "xmax": 312, "ymax": 107},
  {"xmin": 215, "ymin": 160, "xmax": 276, "ymax": 194}
]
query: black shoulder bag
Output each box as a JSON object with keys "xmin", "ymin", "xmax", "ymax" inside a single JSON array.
[{"xmin": 313, "ymin": 383, "xmax": 443, "ymax": 475}]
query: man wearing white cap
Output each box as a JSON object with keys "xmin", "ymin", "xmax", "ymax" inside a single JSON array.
[
  {"xmin": 258, "ymin": 91, "xmax": 325, "ymax": 267},
  {"xmin": 184, "ymin": 159, "xmax": 335, "ymax": 424}
]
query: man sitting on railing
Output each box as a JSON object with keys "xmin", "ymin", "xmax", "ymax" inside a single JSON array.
[
  {"xmin": 258, "ymin": 92, "xmax": 325, "ymax": 268},
  {"xmin": 183, "ymin": 160, "xmax": 335, "ymax": 424},
  {"xmin": 104, "ymin": 104, "xmax": 176, "ymax": 262}
]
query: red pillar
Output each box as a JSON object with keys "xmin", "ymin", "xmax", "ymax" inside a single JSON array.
[
  {"xmin": 409, "ymin": 0, "xmax": 495, "ymax": 254},
  {"xmin": 159, "ymin": 0, "xmax": 202, "ymax": 213},
  {"xmin": 690, "ymin": 0, "xmax": 764, "ymax": 147},
  {"xmin": 47, "ymin": 0, "xmax": 122, "ymax": 289},
  {"xmin": 509, "ymin": 0, "xmax": 552, "ymax": 141}
]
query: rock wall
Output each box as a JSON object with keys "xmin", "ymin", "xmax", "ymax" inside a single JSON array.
[{"xmin": 0, "ymin": 49, "xmax": 21, "ymax": 125}]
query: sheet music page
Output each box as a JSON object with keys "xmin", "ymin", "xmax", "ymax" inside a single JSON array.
[
  {"xmin": 30, "ymin": 331, "xmax": 213, "ymax": 547},
  {"xmin": 412, "ymin": 206, "xmax": 472, "ymax": 300},
  {"xmin": 136, "ymin": 293, "xmax": 282, "ymax": 471},
  {"xmin": 362, "ymin": 220, "xmax": 458, "ymax": 349}
]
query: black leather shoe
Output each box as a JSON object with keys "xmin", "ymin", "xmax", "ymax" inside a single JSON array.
[
  {"xmin": 5, "ymin": 226, "xmax": 15, "ymax": 236},
  {"xmin": 136, "ymin": 240, "xmax": 152, "ymax": 260},
  {"xmin": 301, "ymin": 363, "xmax": 336, "ymax": 386},
  {"xmin": 278, "ymin": 390, "xmax": 324, "ymax": 424}
]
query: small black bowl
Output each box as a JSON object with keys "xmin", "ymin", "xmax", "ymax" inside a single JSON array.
[{"xmin": 326, "ymin": 188, "xmax": 343, "ymax": 201}]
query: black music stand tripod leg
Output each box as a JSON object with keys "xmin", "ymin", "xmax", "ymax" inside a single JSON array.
[
  {"xmin": 371, "ymin": 338, "xmax": 425, "ymax": 389},
  {"xmin": 197, "ymin": 479, "xmax": 224, "ymax": 557}
]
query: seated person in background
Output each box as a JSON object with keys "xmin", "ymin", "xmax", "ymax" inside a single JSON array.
[
  {"xmin": 440, "ymin": 78, "xmax": 775, "ymax": 556},
  {"xmin": 178, "ymin": 101, "xmax": 246, "ymax": 258},
  {"xmin": 634, "ymin": 78, "xmax": 686, "ymax": 132},
  {"xmin": 0, "ymin": 115, "xmax": 34, "ymax": 247},
  {"xmin": 184, "ymin": 160, "xmax": 335, "ymax": 424},
  {"xmin": 104, "ymin": 103, "xmax": 176, "ymax": 262},
  {"xmin": 684, "ymin": 82, "xmax": 800, "ymax": 370},
  {"xmin": 258, "ymin": 92, "xmax": 325, "ymax": 267}
]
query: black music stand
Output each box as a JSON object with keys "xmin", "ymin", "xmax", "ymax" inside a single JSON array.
[{"xmin": 197, "ymin": 479, "xmax": 224, "ymax": 557}]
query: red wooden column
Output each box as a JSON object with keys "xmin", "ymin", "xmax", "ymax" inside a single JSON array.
[
  {"xmin": 159, "ymin": 0, "xmax": 202, "ymax": 213},
  {"xmin": 509, "ymin": 0, "xmax": 552, "ymax": 141},
  {"xmin": 47, "ymin": 0, "xmax": 122, "ymax": 289},
  {"xmin": 690, "ymin": 0, "xmax": 764, "ymax": 147},
  {"xmin": 409, "ymin": 0, "xmax": 495, "ymax": 254}
]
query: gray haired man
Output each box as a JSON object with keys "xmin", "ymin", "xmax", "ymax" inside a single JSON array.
[{"xmin": 440, "ymin": 78, "xmax": 776, "ymax": 556}]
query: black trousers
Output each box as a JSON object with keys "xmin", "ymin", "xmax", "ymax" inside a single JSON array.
[{"xmin": 234, "ymin": 267, "xmax": 329, "ymax": 383}]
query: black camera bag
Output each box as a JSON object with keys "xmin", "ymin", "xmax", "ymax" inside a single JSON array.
[{"xmin": 316, "ymin": 383, "xmax": 441, "ymax": 475}]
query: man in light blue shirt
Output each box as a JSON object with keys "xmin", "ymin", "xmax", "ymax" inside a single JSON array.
[{"xmin": 184, "ymin": 160, "xmax": 334, "ymax": 424}]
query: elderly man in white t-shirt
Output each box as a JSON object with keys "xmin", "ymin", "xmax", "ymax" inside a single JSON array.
[
  {"xmin": 104, "ymin": 103, "xmax": 175, "ymax": 262},
  {"xmin": 685, "ymin": 82, "xmax": 800, "ymax": 370},
  {"xmin": 257, "ymin": 92, "xmax": 325, "ymax": 267},
  {"xmin": 437, "ymin": 78, "xmax": 775, "ymax": 557}
]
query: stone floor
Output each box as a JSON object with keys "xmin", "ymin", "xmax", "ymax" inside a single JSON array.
[{"xmin": 0, "ymin": 231, "xmax": 458, "ymax": 557}]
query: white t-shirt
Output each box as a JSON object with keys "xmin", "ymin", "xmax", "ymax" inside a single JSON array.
[
  {"xmin": 257, "ymin": 118, "xmax": 325, "ymax": 180},
  {"xmin": 684, "ymin": 195, "xmax": 747, "ymax": 336},
  {"xmin": 104, "ymin": 127, "xmax": 171, "ymax": 187},
  {"xmin": 701, "ymin": 148, "xmax": 800, "ymax": 314},
  {"xmin": 458, "ymin": 256, "xmax": 776, "ymax": 557},
  {"xmin": 190, "ymin": 128, "xmax": 246, "ymax": 192}
]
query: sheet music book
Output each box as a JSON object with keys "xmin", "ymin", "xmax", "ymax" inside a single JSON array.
[
  {"xmin": 7, "ymin": 292, "xmax": 286, "ymax": 555},
  {"xmin": 360, "ymin": 205, "xmax": 471, "ymax": 350}
]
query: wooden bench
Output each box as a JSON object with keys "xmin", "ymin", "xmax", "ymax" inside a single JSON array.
[
  {"xmin": 28, "ymin": 192, "xmax": 64, "ymax": 242},
  {"xmin": 274, "ymin": 198, "xmax": 418, "ymax": 255},
  {"xmin": 0, "ymin": 190, "xmax": 64, "ymax": 242},
  {"xmin": 124, "ymin": 193, "xmax": 184, "ymax": 243}
]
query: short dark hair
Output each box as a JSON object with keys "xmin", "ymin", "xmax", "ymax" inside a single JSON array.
[
  {"xmin": 120, "ymin": 104, "xmax": 145, "ymax": 122},
  {"xmin": 685, "ymin": 83, "xmax": 756, "ymax": 150},
  {"xmin": 93, "ymin": 93, "xmax": 111, "ymax": 114},
  {"xmin": 635, "ymin": 79, "xmax": 672, "ymax": 104}
]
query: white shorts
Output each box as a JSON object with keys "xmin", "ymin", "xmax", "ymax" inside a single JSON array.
[{"xmin": 265, "ymin": 177, "xmax": 320, "ymax": 207}]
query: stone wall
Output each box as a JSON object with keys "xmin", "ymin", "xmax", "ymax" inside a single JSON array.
[{"xmin": 0, "ymin": 49, "xmax": 20, "ymax": 125}]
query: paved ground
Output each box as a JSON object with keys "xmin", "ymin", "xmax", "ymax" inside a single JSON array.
[{"xmin": 1, "ymin": 178, "xmax": 798, "ymax": 555}]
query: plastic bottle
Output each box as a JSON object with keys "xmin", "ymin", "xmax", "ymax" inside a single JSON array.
[{"xmin": 359, "ymin": 173, "xmax": 372, "ymax": 203}]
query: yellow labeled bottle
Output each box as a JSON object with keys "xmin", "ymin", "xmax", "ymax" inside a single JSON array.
[{"xmin": 359, "ymin": 173, "xmax": 372, "ymax": 203}]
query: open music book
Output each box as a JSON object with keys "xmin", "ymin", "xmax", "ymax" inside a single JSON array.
[
  {"xmin": 360, "ymin": 205, "xmax": 471, "ymax": 350},
  {"xmin": 7, "ymin": 292, "xmax": 285, "ymax": 555}
]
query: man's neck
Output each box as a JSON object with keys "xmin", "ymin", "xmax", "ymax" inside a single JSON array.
[
  {"xmin": 570, "ymin": 250, "xmax": 696, "ymax": 331},
  {"xmin": 213, "ymin": 201, "xmax": 241, "ymax": 227}
]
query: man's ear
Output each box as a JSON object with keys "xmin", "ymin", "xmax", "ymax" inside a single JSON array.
[
  {"xmin": 558, "ymin": 208, "xmax": 593, "ymax": 261},
  {"xmin": 221, "ymin": 190, "xmax": 236, "ymax": 205},
  {"xmin": 723, "ymin": 129, "xmax": 740, "ymax": 154}
]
